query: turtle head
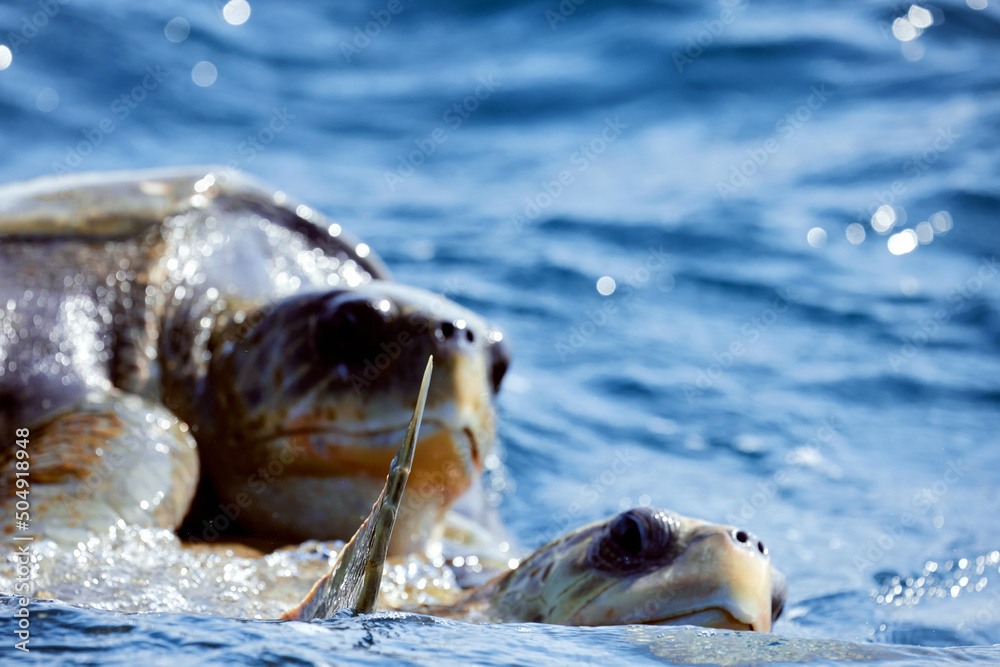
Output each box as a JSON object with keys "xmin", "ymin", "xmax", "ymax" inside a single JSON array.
[
  {"xmin": 202, "ymin": 280, "xmax": 509, "ymax": 554},
  {"xmin": 471, "ymin": 508, "xmax": 783, "ymax": 631}
]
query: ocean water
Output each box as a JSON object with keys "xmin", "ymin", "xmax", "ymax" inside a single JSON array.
[{"xmin": 1, "ymin": 0, "xmax": 1000, "ymax": 664}]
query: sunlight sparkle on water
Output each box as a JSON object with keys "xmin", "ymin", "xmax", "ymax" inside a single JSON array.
[
  {"xmin": 0, "ymin": 45, "xmax": 12, "ymax": 70},
  {"xmin": 930, "ymin": 210, "xmax": 953, "ymax": 233},
  {"xmin": 902, "ymin": 40, "xmax": 925, "ymax": 61},
  {"xmin": 872, "ymin": 205, "xmax": 896, "ymax": 233},
  {"xmin": 888, "ymin": 229, "xmax": 919, "ymax": 255},
  {"xmin": 192, "ymin": 61, "xmax": 218, "ymax": 87},
  {"xmin": 807, "ymin": 227, "xmax": 827, "ymax": 247},
  {"xmin": 908, "ymin": 5, "xmax": 934, "ymax": 28},
  {"xmin": 915, "ymin": 221, "xmax": 934, "ymax": 244},
  {"xmin": 892, "ymin": 17, "xmax": 921, "ymax": 41},
  {"xmin": 164, "ymin": 17, "xmax": 190, "ymax": 42},
  {"xmin": 846, "ymin": 223, "xmax": 866, "ymax": 244},
  {"xmin": 596, "ymin": 276, "xmax": 616, "ymax": 295},
  {"xmin": 37, "ymin": 88, "xmax": 60, "ymax": 112},
  {"xmin": 223, "ymin": 0, "xmax": 252, "ymax": 26}
]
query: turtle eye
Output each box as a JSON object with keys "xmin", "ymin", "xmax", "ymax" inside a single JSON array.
[
  {"xmin": 590, "ymin": 508, "xmax": 675, "ymax": 574},
  {"xmin": 313, "ymin": 297, "xmax": 394, "ymax": 366}
]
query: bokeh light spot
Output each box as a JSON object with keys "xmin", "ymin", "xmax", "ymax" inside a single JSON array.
[
  {"xmin": 192, "ymin": 61, "xmax": 218, "ymax": 87},
  {"xmin": 223, "ymin": 0, "xmax": 252, "ymax": 26},
  {"xmin": 908, "ymin": 5, "xmax": 933, "ymax": 28},
  {"xmin": 915, "ymin": 221, "xmax": 934, "ymax": 244},
  {"xmin": 902, "ymin": 41, "xmax": 925, "ymax": 61},
  {"xmin": 888, "ymin": 229, "xmax": 919, "ymax": 255},
  {"xmin": 596, "ymin": 276, "xmax": 616, "ymax": 295},
  {"xmin": 872, "ymin": 205, "xmax": 896, "ymax": 233},
  {"xmin": 892, "ymin": 17, "xmax": 921, "ymax": 41},
  {"xmin": 930, "ymin": 211, "xmax": 953, "ymax": 233},
  {"xmin": 165, "ymin": 17, "xmax": 190, "ymax": 42},
  {"xmin": 900, "ymin": 276, "xmax": 919, "ymax": 296},
  {"xmin": 807, "ymin": 227, "xmax": 827, "ymax": 247},
  {"xmin": 656, "ymin": 273, "xmax": 676, "ymax": 292},
  {"xmin": 846, "ymin": 223, "xmax": 866, "ymax": 245},
  {"xmin": 36, "ymin": 88, "xmax": 59, "ymax": 113},
  {"xmin": 0, "ymin": 45, "xmax": 12, "ymax": 71}
]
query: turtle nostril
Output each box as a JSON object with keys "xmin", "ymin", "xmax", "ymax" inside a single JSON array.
[
  {"xmin": 466, "ymin": 329, "xmax": 474, "ymax": 343},
  {"xmin": 732, "ymin": 529, "xmax": 768, "ymax": 556},
  {"xmin": 439, "ymin": 321, "xmax": 456, "ymax": 339}
]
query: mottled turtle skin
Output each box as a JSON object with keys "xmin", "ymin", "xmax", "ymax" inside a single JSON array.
[
  {"xmin": 289, "ymin": 488, "xmax": 785, "ymax": 631},
  {"xmin": 274, "ymin": 383, "xmax": 785, "ymax": 630},
  {"xmin": 434, "ymin": 507, "xmax": 785, "ymax": 631},
  {"xmin": 0, "ymin": 167, "xmax": 509, "ymax": 555}
]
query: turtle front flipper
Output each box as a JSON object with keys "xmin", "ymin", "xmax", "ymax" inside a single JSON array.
[
  {"xmin": 282, "ymin": 357, "xmax": 431, "ymax": 620},
  {"xmin": 0, "ymin": 388, "xmax": 199, "ymax": 544}
]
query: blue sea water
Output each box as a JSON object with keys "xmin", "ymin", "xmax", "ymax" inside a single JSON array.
[{"xmin": 1, "ymin": 0, "xmax": 1000, "ymax": 664}]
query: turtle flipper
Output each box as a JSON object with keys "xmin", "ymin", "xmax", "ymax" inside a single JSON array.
[
  {"xmin": 282, "ymin": 357, "xmax": 432, "ymax": 620},
  {"xmin": 0, "ymin": 388, "xmax": 199, "ymax": 544}
]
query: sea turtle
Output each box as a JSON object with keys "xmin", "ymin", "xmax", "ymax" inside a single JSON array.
[
  {"xmin": 0, "ymin": 167, "xmax": 784, "ymax": 631},
  {"xmin": 0, "ymin": 166, "xmax": 509, "ymax": 556},
  {"xmin": 283, "ymin": 360, "xmax": 785, "ymax": 632}
]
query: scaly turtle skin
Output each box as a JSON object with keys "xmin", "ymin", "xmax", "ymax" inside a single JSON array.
[
  {"xmin": 0, "ymin": 167, "xmax": 783, "ymax": 631},
  {"xmin": 435, "ymin": 508, "xmax": 785, "ymax": 631},
  {"xmin": 0, "ymin": 166, "xmax": 509, "ymax": 556},
  {"xmin": 285, "ymin": 373, "xmax": 785, "ymax": 630}
]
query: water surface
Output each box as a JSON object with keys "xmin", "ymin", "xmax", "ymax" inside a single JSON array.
[{"xmin": 1, "ymin": 0, "xmax": 999, "ymax": 663}]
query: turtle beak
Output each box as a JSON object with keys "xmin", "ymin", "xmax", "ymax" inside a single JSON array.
[
  {"xmin": 708, "ymin": 528, "xmax": 781, "ymax": 632},
  {"xmin": 486, "ymin": 327, "xmax": 510, "ymax": 394},
  {"xmin": 770, "ymin": 566, "xmax": 787, "ymax": 623},
  {"xmin": 566, "ymin": 523, "xmax": 779, "ymax": 631}
]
